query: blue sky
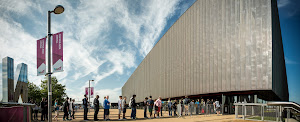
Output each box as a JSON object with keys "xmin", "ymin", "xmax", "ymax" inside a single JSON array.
[
  {"xmin": 0, "ymin": 0, "xmax": 299, "ymax": 104},
  {"xmin": 0, "ymin": 0, "xmax": 195, "ymax": 103},
  {"xmin": 277, "ymin": 0, "xmax": 300, "ymax": 104}
]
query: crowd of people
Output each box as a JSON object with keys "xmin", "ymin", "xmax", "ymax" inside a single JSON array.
[
  {"xmin": 29, "ymin": 95, "xmax": 221, "ymax": 121},
  {"xmin": 88, "ymin": 94, "xmax": 221, "ymax": 121},
  {"xmin": 61, "ymin": 97, "xmax": 76, "ymax": 121},
  {"xmin": 29, "ymin": 97, "xmax": 76, "ymax": 121}
]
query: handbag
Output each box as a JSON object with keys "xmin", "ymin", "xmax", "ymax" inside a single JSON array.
[
  {"xmin": 155, "ymin": 105, "xmax": 158, "ymax": 111},
  {"xmin": 201, "ymin": 108, "xmax": 204, "ymax": 113}
]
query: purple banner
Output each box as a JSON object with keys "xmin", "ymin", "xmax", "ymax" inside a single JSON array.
[
  {"xmin": 85, "ymin": 87, "xmax": 88, "ymax": 96},
  {"xmin": 91, "ymin": 87, "xmax": 94, "ymax": 98},
  {"xmin": 52, "ymin": 31, "xmax": 63, "ymax": 72},
  {"xmin": 37, "ymin": 37, "xmax": 46, "ymax": 76}
]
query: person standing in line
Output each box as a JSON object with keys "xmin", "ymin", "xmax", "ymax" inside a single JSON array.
[
  {"xmin": 172, "ymin": 99, "xmax": 178, "ymax": 116},
  {"xmin": 103, "ymin": 96, "xmax": 106, "ymax": 120},
  {"xmin": 143, "ymin": 97, "xmax": 148, "ymax": 118},
  {"xmin": 118, "ymin": 96, "xmax": 123, "ymax": 120},
  {"xmin": 33, "ymin": 101, "xmax": 39, "ymax": 120},
  {"xmin": 53, "ymin": 99, "xmax": 59, "ymax": 121},
  {"xmin": 45, "ymin": 99, "xmax": 48, "ymax": 120},
  {"xmin": 94, "ymin": 95, "xmax": 100, "ymax": 121},
  {"xmin": 68, "ymin": 98, "xmax": 73, "ymax": 120},
  {"xmin": 180, "ymin": 98, "xmax": 184, "ymax": 116},
  {"xmin": 201, "ymin": 99, "xmax": 205, "ymax": 114},
  {"xmin": 147, "ymin": 96, "xmax": 154, "ymax": 119},
  {"xmin": 122, "ymin": 96, "xmax": 127, "ymax": 120},
  {"xmin": 167, "ymin": 98, "xmax": 172, "ymax": 116},
  {"xmin": 177, "ymin": 99, "xmax": 182, "ymax": 117},
  {"xmin": 211, "ymin": 99, "xmax": 215, "ymax": 114},
  {"xmin": 83, "ymin": 95, "xmax": 88, "ymax": 120},
  {"xmin": 189, "ymin": 100, "xmax": 195, "ymax": 116},
  {"xmin": 155, "ymin": 97, "xmax": 162, "ymax": 118},
  {"xmin": 130, "ymin": 94, "xmax": 137, "ymax": 119},
  {"xmin": 161, "ymin": 101, "xmax": 164, "ymax": 117},
  {"xmin": 72, "ymin": 99, "xmax": 76, "ymax": 119},
  {"xmin": 40, "ymin": 98, "xmax": 46, "ymax": 121},
  {"xmin": 206, "ymin": 99, "xmax": 210, "ymax": 116},
  {"xmin": 29, "ymin": 99, "xmax": 34, "ymax": 121},
  {"xmin": 214, "ymin": 99, "xmax": 221, "ymax": 116},
  {"xmin": 195, "ymin": 99, "xmax": 200, "ymax": 115},
  {"xmin": 153, "ymin": 99, "xmax": 157, "ymax": 118},
  {"xmin": 63, "ymin": 97, "xmax": 70, "ymax": 121},
  {"xmin": 184, "ymin": 96, "xmax": 190, "ymax": 116},
  {"xmin": 103, "ymin": 95, "xmax": 111, "ymax": 121}
]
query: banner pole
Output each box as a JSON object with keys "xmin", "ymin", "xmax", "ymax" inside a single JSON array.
[{"xmin": 47, "ymin": 10, "xmax": 52, "ymax": 122}]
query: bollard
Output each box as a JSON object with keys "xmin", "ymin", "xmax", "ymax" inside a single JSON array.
[
  {"xmin": 287, "ymin": 108, "xmax": 290, "ymax": 122},
  {"xmin": 262, "ymin": 105, "xmax": 264, "ymax": 121},
  {"xmin": 235, "ymin": 105, "xmax": 238, "ymax": 119}
]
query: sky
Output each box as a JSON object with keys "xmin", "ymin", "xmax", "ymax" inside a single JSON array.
[
  {"xmin": 277, "ymin": 0, "xmax": 300, "ymax": 104},
  {"xmin": 0, "ymin": 0, "xmax": 299, "ymax": 104}
]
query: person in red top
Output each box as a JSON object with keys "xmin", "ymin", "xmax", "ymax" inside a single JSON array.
[{"xmin": 155, "ymin": 97, "xmax": 162, "ymax": 118}]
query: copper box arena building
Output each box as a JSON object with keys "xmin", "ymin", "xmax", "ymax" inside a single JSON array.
[{"xmin": 122, "ymin": 0, "xmax": 288, "ymax": 114}]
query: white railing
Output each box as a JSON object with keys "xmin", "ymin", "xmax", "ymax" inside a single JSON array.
[{"xmin": 234, "ymin": 102, "xmax": 300, "ymax": 122}]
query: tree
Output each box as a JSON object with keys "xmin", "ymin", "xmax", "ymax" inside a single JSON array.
[
  {"xmin": 28, "ymin": 82, "xmax": 42, "ymax": 103},
  {"xmin": 41, "ymin": 76, "xmax": 66, "ymax": 105}
]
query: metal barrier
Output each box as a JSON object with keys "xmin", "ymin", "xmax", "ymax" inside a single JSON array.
[{"xmin": 234, "ymin": 102, "xmax": 300, "ymax": 122}]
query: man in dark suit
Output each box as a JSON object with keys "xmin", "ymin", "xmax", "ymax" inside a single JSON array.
[
  {"xmin": 63, "ymin": 97, "xmax": 70, "ymax": 121},
  {"xmin": 83, "ymin": 95, "xmax": 88, "ymax": 120},
  {"xmin": 94, "ymin": 95, "xmax": 100, "ymax": 121},
  {"xmin": 40, "ymin": 98, "xmax": 45, "ymax": 121}
]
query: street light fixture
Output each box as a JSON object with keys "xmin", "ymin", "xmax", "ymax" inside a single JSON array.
[
  {"xmin": 47, "ymin": 5, "xmax": 64, "ymax": 122},
  {"xmin": 53, "ymin": 5, "xmax": 64, "ymax": 14}
]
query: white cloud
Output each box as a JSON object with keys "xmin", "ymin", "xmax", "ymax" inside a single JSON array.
[
  {"xmin": 0, "ymin": 0, "xmax": 183, "ymax": 102},
  {"xmin": 95, "ymin": 87, "xmax": 122, "ymax": 103},
  {"xmin": 278, "ymin": 0, "xmax": 290, "ymax": 8},
  {"xmin": 285, "ymin": 57, "xmax": 299, "ymax": 64},
  {"xmin": 114, "ymin": 0, "xmax": 180, "ymax": 57},
  {"xmin": 92, "ymin": 48, "xmax": 136, "ymax": 84}
]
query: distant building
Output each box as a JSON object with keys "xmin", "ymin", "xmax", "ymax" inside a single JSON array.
[
  {"xmin": 2, "ymin": 57, "xmax": 14, "ymax": 102},
  {"xmin": 2, "ymin": 57, "xmax": 28, "ymax": 102},
  {"xmin": 122, "ymin": 0, "xmax": 288, "ymax": 114}
]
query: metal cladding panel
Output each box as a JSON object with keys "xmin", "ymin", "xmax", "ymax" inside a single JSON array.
[{"xmin": 122, "ymin": 0, "xmax": 288, "ymax": 103}]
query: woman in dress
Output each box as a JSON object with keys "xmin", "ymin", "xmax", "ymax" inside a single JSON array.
[{"xmin": 53, "ymin": 99, "xmax": 59, "ymax": 121}]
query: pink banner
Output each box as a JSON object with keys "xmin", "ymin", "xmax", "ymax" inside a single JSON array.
[
  {"xmin": 52, "ymin": 31, "xmax": 63, "ymax": 72},
  {"xmin": 91, "ymin": 87, "xmax": 94, "ymax": 96},
  {"xmin": 37, "ymin": 37, "xmax": 46, "ymax": 76},
  {"xmin": 85, "ymin": 87, "xmax": 88, "ymax": 96},
  {"xmin": 91, "ymin": 87, "xmax": 94, "ymax": 98}
]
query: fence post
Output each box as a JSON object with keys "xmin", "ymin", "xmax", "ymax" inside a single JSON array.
[
  {"xmin": 235, "ymin": 105, "xmax": 238, "ymax": 119},
  {"xmin": 287, "ymin": 108, "xmax": 290, "ymax": 122},
  {"xmin": 276, "ymin": 106, "xmax": 279, "ymax": 122},
  {"xmin": 262, "ymin": 105, "xmax": 264, "ymax": 121},
  {"xmin": 252, "ymin": 105, "xmax": 254, "ymax": 116},
  {"xmin": 279, "ymin": 105, "xmax": 282, "ymax": 122},
  {"xmin": 242, "ymin": 105, "xmax": 245, "ymax": 120}
]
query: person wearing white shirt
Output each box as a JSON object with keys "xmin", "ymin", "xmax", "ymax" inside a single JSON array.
[
  {"xmin": 69, "ymin": 98, "xmax": 73, "ymax": 120},
  {"xmin": 118, "ymin": 96, "xmax": 123, "ymax": 120},
  {"xmin": 122, "ymin": 96, "xmax": 127, "ymax": 119},
  {"xmin": 214, "ymin": 99, "xmax": 221, "ymax": 116}
]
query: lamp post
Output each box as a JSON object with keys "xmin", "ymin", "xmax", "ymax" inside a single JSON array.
[
  {"xmin": 89, "ymin": 80, "xmax": 94, "ymax": 112},
  {"xmin": 47, "ymin": 5, "xmax": 64, "ymax": 122}
]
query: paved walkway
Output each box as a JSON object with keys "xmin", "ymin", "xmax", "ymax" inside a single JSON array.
[{"xmin": 33, "ymin": 109, "xmax": 253, "ymax": 122}]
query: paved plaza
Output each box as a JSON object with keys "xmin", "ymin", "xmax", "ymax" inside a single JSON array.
[{"xmin": 33, "ymin": 109, "xmax": 254, "ymax": 122}]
